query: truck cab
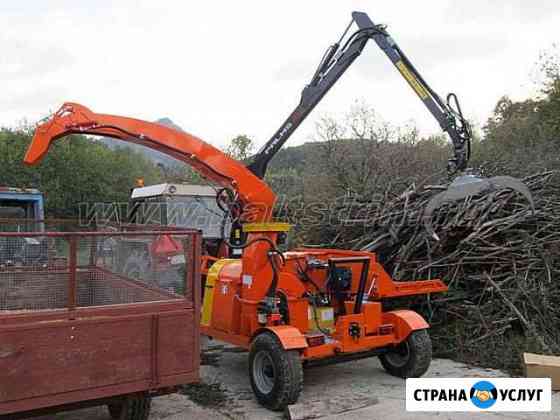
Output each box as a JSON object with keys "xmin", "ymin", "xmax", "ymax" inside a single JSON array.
[
  {"xmin": 0, "ymin": 187, "xmax": 46, "ymax": 265},
  {"xmin": 0, "ymin": 187, "xmax": 44, "ymax": 230},
  {"xmin": 109, "ymin": 183, "xmax": 228, "ymax": 291},
  {"xmin": 128, "ymin": 183, "xmax": 228, "ymax": 256}
]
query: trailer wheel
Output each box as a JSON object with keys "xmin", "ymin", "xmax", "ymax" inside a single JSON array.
[
  {"xmin": 379, "ymin": 329, "xmax": 432, "ymax": 378},
  {"xmin": 107, "ymin": 393, "xmax": 151, "ymax": 420},
  {"xmin": 249, "ymin": 332, "xmax": 303, "ymax": 411}
]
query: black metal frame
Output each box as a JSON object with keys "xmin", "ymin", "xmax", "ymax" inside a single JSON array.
[
  {"xmin": 248, "ymin": 10, "xmax": 472, "ymax": 179},
  {"xmin": 328, "ymin": 256, "xmax": 371, "ymax": 314}
]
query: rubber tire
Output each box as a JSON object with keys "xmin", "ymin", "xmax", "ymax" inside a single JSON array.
[
  {"xmin": 379, "ymin": 329, "xmax": 432, "ymax": 378},
  {"xmin": 107, "ymin": 394, "xmax": 151, "ymax": 420},
  {"xmin": 249, "ymin": 332, "xmax": 303, "ymax": 411}
]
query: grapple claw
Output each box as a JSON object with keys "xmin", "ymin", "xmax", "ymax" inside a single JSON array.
[
  {"xmin": 423, "ymin": 174, "xmax": 535, "ymax": 241},
  {"xmin": 485, "ymin": 176, "xmax": 535, "ymax": 212}
]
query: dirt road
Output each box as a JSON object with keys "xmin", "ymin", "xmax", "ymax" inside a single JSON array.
[{"xmin": 36, "ymin": 340, "xmax": 559, "ymax": 420}]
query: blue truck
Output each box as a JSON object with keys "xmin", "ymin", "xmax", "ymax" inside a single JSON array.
[
  {"xmin": 0, "ymin": 187, "xmax": 44, "ymax": 225},
  {"xmin": 0, "ymin": 187, "xmax": 46, "ymax": 265}
]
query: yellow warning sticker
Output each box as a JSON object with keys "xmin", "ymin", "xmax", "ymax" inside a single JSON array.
[
  {"xmin": 395, "ymin": 60, "xmax": 429, "ymax": 100},
  {"xmin": 201, "ymin": 259, "xmax": 234, "ymax": 326}
]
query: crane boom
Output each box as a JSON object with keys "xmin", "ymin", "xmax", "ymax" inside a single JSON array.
[
  {"xmin": 24, "ymin": 11, "xmax": 474, "ymax": 226},
  {"xmin": 24, "ymin": 103, "xmax": 276, "ymax": 223},
  {"xmin": 248, "ymin": 11, "xmax": 472, "ymax": 179}
]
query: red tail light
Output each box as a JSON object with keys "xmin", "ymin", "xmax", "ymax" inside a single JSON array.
[{"xmin": 305, "ymin": 333, "xmax": 326, "ymax": 347}]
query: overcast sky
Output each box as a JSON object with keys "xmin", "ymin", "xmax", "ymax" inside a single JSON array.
[{"xmin": 1, "ymin": 1, "xmax": 558, "ymax": 150}]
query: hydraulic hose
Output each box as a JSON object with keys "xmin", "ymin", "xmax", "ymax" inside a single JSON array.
[{"xmin": 216, "ymin": 188, "xmax": 284, "ymax": 301}]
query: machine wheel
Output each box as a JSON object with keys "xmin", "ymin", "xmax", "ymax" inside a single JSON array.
[
  {"xmin": 249, "ymin": 332, "xmax": 303, "ymax": 411},
  {"xmin": 107, "ymin": 393, "xmax": 151, "ymax": 420},
  {"xmin": 379, "ymin": 329, "xmax": 432, "ymax": 378}
]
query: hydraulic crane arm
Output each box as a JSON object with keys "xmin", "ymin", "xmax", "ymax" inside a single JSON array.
[
  {"xmin": 24, "ymin": 11, "xmax": 473, "ymax": 224},
  {"xmin": 24, "ymin": 103, "xmax": 276, "ymax": 222},
  {"xmin": 248, "ymin": 11, "xmax": 472, "ymax": 179}
]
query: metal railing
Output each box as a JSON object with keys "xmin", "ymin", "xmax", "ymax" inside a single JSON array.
[{"xmin": 0, "ymin": 223, "xmax": 201, "ymax": 314}]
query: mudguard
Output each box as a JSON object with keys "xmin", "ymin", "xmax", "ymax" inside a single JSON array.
[
  {"xmin": 382, "ymin": 310, "xmax": 429, "ymax": 342},
  {"xmin": 253, "ymin": 325, "xmax": 308, "ymax": 350}
]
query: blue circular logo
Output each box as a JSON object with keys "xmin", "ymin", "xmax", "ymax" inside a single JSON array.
[{"xmin": 470, "ymin": 381, "xmax": 498, "ymax": 409}]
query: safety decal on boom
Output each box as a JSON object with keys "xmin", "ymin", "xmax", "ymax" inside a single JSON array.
[{"xmin": 395, "ymin": 60, "xmax": 429, "ymax": 100}]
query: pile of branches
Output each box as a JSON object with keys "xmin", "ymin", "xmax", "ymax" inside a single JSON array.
[{"xmin": 341, "ymin": 171, "xmax": 560, "ymax": 371}]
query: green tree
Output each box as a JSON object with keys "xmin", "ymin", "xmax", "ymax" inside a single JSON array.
[
  {"xmin": 225, "ymin": 134, "xmax": 254, "ymax": 161},
  {"xmin": 0, "ymin": 130, "xmax": 164, "ymax": 217},
  {"xmin": 475, "ymin": 46, "xmax": 560, "ymax": 176},
  {"xmin": 537, "ymin": 45, "xmax": 560, "ymax": 136}
]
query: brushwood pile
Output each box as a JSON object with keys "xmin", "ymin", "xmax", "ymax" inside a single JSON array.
[{"xmin": 339, "ymin": 171, "xmax": 559, "ymax": 371}]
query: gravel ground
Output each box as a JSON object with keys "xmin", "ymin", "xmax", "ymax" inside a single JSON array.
[{"xmin": 30, "ymin": 340, "xmax": 559, "ymax": 420}]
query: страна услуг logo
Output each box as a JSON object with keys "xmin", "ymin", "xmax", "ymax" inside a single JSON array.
[{"xmin": 470, "ymin": 381, "xmax": 498, "ymax": 409}]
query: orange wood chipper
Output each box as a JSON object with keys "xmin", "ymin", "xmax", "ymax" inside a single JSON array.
[{"xmin": 23, "ymin": 10, "xmax": 533, "ymax": 411}]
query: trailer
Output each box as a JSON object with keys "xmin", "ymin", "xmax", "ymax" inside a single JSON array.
[{"xmin": 0, "ymin": 226, "xmax": 201, "ymax": 420}]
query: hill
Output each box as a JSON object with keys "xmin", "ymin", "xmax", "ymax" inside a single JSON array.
[{"xmin": 96, "ymin": 117, "xmax": 184, "ymax": 169}]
